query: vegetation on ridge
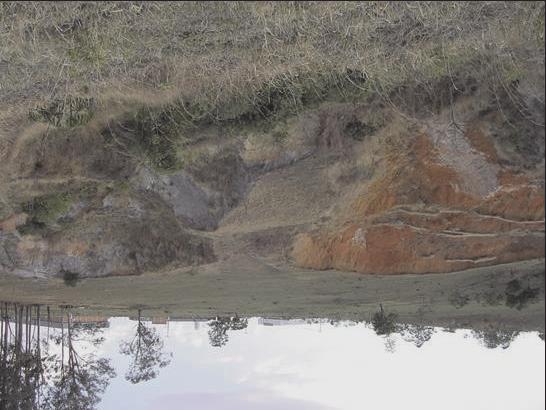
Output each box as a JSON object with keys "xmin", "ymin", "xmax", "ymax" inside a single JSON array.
[{"xmin": 0, "ymin": 2, "xmax": 543, "ymax": 121}]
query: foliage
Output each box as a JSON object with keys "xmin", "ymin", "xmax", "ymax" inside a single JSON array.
[
  {"xmin": 119, "ymin": 311, "xmax": 171, "ymax": 384},
  {"xmin": 207, "ymin": 316, "xmax": 248, "ymax": 348},
  {"xmin": 371, "ymin": 305, "xmax": 399, "ymax": 336},
  {"xmin": 0, "ymin": 304, "xmax": 115, "ymax": 410},
  {"xmin": 399, "ymin": 324, "xmax": 435, "ymax": 348},
  {"xmin": 17, "ymin": 192, "xmax": 73, "ymax": 235},
  {"xmin": 61, "ymin": 269, "xmax": 80, "ymax": 287},
  {"xmin": 471, "ymin": 328, "xmax": 520, "ymax": 350}
]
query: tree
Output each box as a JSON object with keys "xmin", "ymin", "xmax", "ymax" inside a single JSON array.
[
  {"xmin": 119, "ymin": 310, "xmax": 171, "ymax": 384},
  {"xmin": 471, "ymin": 328, "xmax": 520, "ymax": 349},
  {"xmin": 207, "ymin": 316, "xmax": 248, "ymax": 348},
  {"xmin": 399, "ymin": 324, "xmax": 435, "ymax": 348},
  {"xmin": 1, "ymin": 303, "xmax": 46, "ymax": 409},
  {"xmin": 42, "ymin": 308, "xmax": 115, "ymax": 410},
  {"xmin": 371, "ymin": 304, "xmax": 399, "ymax": 336}
]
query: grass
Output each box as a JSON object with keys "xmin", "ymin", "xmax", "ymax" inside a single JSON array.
[
  {"xmin": 28, "ymin": 95, "xmax": 95, "ymax": 127},
  {"xmin": 17, "ymin": 191, "xmax": 73, "ymax": 235},
  {"xmin": 0, "ymin": 2, "xmax": 542, "ymax": 176},
  {"xmin": 15, "ymin": 182, "xmax": 109, "ymax": 235},
  {"xmin": 1, "ymin": 2, "xmax": 543, "ymax": 128},
  {"xmin": 0, "ymin": 1, "xmax": 543, "ymax": 196},
  {"xmin": 0, "ymin": 257, "xmax": 543, "ymax": 330}
]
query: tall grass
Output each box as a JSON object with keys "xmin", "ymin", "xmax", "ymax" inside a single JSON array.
[{"xmin": 0, "ymin": 2, "xmax": 543, "ymax": 124}]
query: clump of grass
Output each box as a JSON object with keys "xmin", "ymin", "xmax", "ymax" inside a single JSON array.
[
  {"xmin": 344, "ymin": 120, "xmax": 376, "ymax": 142},
  {"xmin": 127, "ymin": 108, "xmax": 181, "ymax": 171},
  {"xmin": 17, "ymin": 192, "xmax": 72, "ymax": 235},
  {"xmin": 271, "ymin": 128, "xmax": 289, "ymax": 145},
  {"xmin": 29, "ymin": 95, "xmax": 95, "ymax": 127},
  {"xmin": 16, "ymin": 219, "xmax": 47, "ymax": 236},
  {"xmin": 101, "ymin": 106, "xmax": 184, "ymax": 171}
]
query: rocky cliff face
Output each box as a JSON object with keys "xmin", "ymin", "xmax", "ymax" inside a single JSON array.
[{"xmin": 0, "ymin": 91, "xmax": 544, "ymax": 278}]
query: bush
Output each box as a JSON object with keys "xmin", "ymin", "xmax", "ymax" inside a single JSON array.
[
  {"xmin": 17, "ymin": 192, "xmax": 72, "ymax": 235},
  {"xmin": 371, "ymin": 305, "xmax": 399, "ymax": 336},
  {"xmin": 61, "ymin": 269, "xmax": 80, "ymax": 287}
]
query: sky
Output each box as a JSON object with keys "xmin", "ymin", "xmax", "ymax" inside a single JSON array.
[{"xmin": 89, "ymin": 317, "xmax": 546, "ymax": 410}]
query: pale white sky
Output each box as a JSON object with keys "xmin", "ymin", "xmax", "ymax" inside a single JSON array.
[{"xmin": 91, "ymin": 318, "xmax": 545, "ymax": 410}]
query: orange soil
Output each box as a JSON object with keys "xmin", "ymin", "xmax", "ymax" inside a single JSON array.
[{"xmin": 293, "ymin": 126, "xmax": 545, "ymax": 274}]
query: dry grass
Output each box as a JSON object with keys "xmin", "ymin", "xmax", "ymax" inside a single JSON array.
[
  {"xmin": 0, "ymin": 2, "xmax": 544, "ymax": 174},
  {"xmin": 0, "ymin": 1, "xmax": 543, "ymax": 122}
]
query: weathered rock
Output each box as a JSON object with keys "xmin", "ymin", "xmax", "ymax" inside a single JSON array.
[
  {"xmin": 292, "ymin": 114, "xmax": 545, "ymax": 274},
  {"xmin": 0, "ymin": 98, "xmax": 543, "ymax": 278},
  {"xmin": 132, "ymin": 167, "xmax": 220, "ymax": 230},
  {"xmin": 0, "ymin": 191, "xmax": 215, "ymax": 278}
]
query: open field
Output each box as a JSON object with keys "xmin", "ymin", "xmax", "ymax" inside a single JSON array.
[{"xmin": 1, "ymin": 259, "xmax": 544, "ymax": 332}]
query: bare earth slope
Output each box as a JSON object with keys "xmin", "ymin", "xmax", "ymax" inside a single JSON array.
[
  {"xmin": 293, "ymin": 109, "xmax": 545, "ymax": 274},
  {"xmin": 0, "ymin": 94, "xmax": 544, "ymax": 278}
]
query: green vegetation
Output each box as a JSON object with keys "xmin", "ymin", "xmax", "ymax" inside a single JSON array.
[
  {"xmin": 17, "ymin": 192, "xmax": 73, "ymax": 235},
  {"xmin": 471, "ymin": 328, "xmax": 520, "ymax": 349},
  {"xmin": 208, "ymin": 316, "xmax": 249, "ymax": 347},
  {"xmin": 121, "ymin": 107, "xmax": 183, "ymax": 171},
  {"xmin": 15, "ymin": 182, "xmax": 108, "ymax": 235},
  {"xmin": 344, "ymin": 120, "xmax": 376, "ymax": 141},
  {"xmin": 371, "ymin": 304, "xmax": 399, "ymax": 336}
]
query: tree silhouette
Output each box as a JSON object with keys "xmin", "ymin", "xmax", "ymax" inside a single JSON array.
[
  {"xmin": 371, "ymin": 304, "xmax": 399, "ymax": 336},
  {"xmin": 207, "ymin": 316, "xmax": 248, "ymax": 347},
  {"xmin": 399, "ymin": 324, "xmax": 435, "ymax": 348},
  {"xmin": 471, "ymin": 328, "xmax": 520, "ymax": 349},
  {"xmin": 42, "ymin": 308, "xmax": 115, "ymax": 410},
  {"xmin": 370, "ymin": 305, "xmax": 436, "ymax": 351},
  {"xmin": 119, "ymin": 310, "xmax": 171, "ymax": 384},
  {"xmin": 0, "ymin": 303, "xmax": 114, "ymax": 410},
  {"xmin": 0, "ymin": 303, "xmax": 47, "ymax": 409},
  {"xmin": 383, "ymin": 335, "xmax": 397, "ymax": 354}
]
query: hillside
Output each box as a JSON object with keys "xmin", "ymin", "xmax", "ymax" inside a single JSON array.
[{"xmin": 0, "ymin": 1, "xmax": 544, "ymax": 279}]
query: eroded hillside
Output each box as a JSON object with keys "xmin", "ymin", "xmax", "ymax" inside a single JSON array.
[{"xmin": 0, "ymin": 2, "xmax": 544, "ymax": 278}]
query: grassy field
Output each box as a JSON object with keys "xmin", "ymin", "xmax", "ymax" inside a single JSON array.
[{"xmin": 0, "ymin": 258, "xmax": 544, "ymax": 332}]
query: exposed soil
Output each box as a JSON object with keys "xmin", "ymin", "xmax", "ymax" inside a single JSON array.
[
  {"xmin": 292, "ymin": 106, "xmax": 545, "ymax": 274},
  {"xmin": 0, "ymin": 91, "xmax": 544, "ymax": 279}
]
